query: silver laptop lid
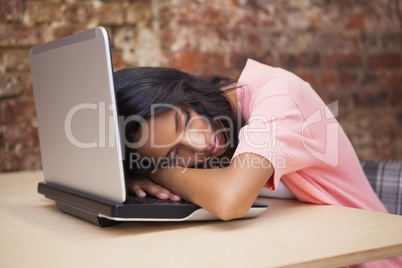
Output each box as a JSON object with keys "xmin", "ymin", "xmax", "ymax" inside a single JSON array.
[{"xmin": 30, "ymin": 27, "xmax": 126, "ymax": 204}]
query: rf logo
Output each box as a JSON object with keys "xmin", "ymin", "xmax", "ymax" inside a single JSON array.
[{"xmin": 302, "ymin": 101, "xmax": 339, "ymax": 167}]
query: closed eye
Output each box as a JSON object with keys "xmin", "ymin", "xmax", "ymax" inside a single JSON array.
[
  {"xmin": 174, "ymin": 109, "xmax": 191, "ymax": 160},
  {"xmin": 167, "ymin": 108, "xmax": 192, "ymax": 163},
  {"xmin": 173, "ymin": 109, "xmax": 191, "ymax": 160},
  {"xmin": 183, "ymin": 109, "xmax": 191, "ymax": 130}
]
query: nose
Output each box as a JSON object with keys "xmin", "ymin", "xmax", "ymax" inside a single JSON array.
[{"xmin": 180, "ymin": 130, "xmax": 209, "ymax": 153}]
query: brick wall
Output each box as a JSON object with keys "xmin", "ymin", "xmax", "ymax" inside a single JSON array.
[{"xmin": 0, "ymin": 0, "xmax": 401, "ymax": 172}]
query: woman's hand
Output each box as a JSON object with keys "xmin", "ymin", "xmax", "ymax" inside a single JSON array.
[{"xmin": 126, "ymin": 176, "xmax": 181, "ymax": 201}]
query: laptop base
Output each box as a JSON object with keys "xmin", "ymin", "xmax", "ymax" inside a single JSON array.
[
  {"xmin": 38, "ymin": 182, "xmax": 268, "ymax": 227},
  {"xmin": 56, "ymin": 201, "xmax": 114, "ymax": 227}
]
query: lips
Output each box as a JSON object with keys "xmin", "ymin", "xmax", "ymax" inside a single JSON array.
[{"xmin": 208, "ymin": 134, "xmax": 220, "ymax": 157}]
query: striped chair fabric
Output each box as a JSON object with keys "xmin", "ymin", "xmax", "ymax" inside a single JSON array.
[{"xmin": 361, "ymin": 161, "xmax": 402, "ymax": 215}]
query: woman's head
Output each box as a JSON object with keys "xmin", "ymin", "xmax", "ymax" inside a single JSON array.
[{"xmin": 114, "ymin": 67, "xmax": 239, "ymax": 174}]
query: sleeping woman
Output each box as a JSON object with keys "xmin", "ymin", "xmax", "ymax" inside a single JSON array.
[{"xmin": 114, "ymin": 59, "xmax": 387, "ymax": 221}]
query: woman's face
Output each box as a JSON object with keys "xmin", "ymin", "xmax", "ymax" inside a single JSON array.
[{"xmin": 134, "ymin": 107, "xmax": 228, "ymax": 168}]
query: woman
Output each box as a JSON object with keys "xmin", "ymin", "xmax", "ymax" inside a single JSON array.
[
  {"xmin": 114, "ymin": 59, "xmax": 387, "ymax": 221},
  {"xmin": 115, "ymin": 59, "xmax": 402, "ymax": 267}
]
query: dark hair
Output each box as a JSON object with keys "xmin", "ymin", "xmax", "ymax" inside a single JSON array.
[{"xmin": 113, "ymin": 67, "xmax": 239, "ymax": 174}]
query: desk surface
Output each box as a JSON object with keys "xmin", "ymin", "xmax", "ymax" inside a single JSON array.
[{"xmin": 1, "ymin": 171, "xmax": 402, "ymax": 268}]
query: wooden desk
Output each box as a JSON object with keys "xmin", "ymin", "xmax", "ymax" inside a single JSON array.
[{"xmin": 1, "ymin": 171, "xmax": 402, "ymax": 268}]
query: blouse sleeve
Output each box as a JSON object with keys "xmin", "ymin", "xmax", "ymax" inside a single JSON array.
[{"xmin": 231, "ymin": 94, "xmax": 319, "ymax": 191}]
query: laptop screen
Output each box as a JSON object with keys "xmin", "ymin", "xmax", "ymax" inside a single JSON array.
[{"xmin": 30, "ymin": 27, "xmax": 126, "ymax": 204}]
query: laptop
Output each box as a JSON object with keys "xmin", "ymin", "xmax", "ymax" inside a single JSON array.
[{"xmin": 29, "ymin": 27, "xmax": 267, "ymax": 227}]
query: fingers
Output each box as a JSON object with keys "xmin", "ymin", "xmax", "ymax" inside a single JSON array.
[
  {"xmin": 129, "ymin": 178, "xmax": 181, "ymax": 201},
  {"xmin": 142, "ymin": 183, "xmax": 170, "ymax": 199},
  {"xmin": 131, "ymin": 183, "xmax": 146, "ymax": 198},
  {"xmin": 169, "ymin": 193, "xmax": 181, "ymax": 201}
]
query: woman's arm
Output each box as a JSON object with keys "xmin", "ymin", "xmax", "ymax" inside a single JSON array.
[{"xmin": 149, "ymin": 153, "xmax": 273, "ymax": 221}]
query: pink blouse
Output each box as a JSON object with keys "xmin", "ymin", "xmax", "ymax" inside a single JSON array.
[
  {"xmin": 232, "ymin": 59, "xmax": 402, "ymax": 268},
  {"xmin": 233, "ymin": 59, "xmax": 386, "ymax": 212}
]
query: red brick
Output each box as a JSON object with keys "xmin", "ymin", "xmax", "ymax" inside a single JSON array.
[
  {"xmin": 281, "ymin": 7, "xmax": 321, "ymax": 31},
  {"xmin": 160, "ymin": 4, "xmax": 225, "ymax": 26},
  {"xmin": 170, "ymin": 51, "xmax": 199, "ymax": 73},
  {"xmin": 0, "ymin": 99, "xmax": 36, "ymax": 124},
  {"xmin": 24, "ymin": 1, "xmax": 59, "ymax": 25},
  {"xmin": 230, "ymin": 53, "xmax": 248, "ymax": 72},
  {"xmin": 0, "ymin": 73, "xmax": 24, "ymax": 98},
  {"xmin": 215, "ymin": 28, "xmax": 242, "ymax": 52},
  {"xmin": 342, "ymin": 109, "xmax": 400, "ymax": 161},
  {"xmin": 379, "ymin": 32, "xmax": 402, "ymax": 51},
  {"xmin": 362, "ymin": 33, "xmax": 378, "ymax": 52},
  {"xmin": 63, "ymin": 2, "xmax": 95, "ymax": 24},
  {"xmin": 352, "ymin": 88, "xmax": 388, "ymax": 107},
  {"xmin": 293, "ymin": 71, "xmax": 315, "ymax": 85},
  {"xmin": 367, "ymin": 53, "xmax": 402, "ymax": 69},
  {"xmin": 219, "ymin": 52, "xmax": 242, "ymax": 77},
  {"xmin": 97, "ymin": 3, "xmax": 124, "ymax": 25},
  {"xmin": 389, "ymin": 86, "xmax": 402, "ymax": 107},
  {"xmin": 20, "ymin": 72, "xmax": 33, "ymax": 96},
  {"xmin": 0, "ymin": 146, "xmax": 13, "ymax": 171},
  {"xmin": 169, "ymin": 51, "xmax": 226, "ymax": 75},
  {"xmin": 345, "ymin": 13, "xmax": 364, "ymax": 30},
  {"xmin": 317, "ymin": 33, "xmax": 362, "ymax": 53},
  {"xmin": 1, "ymin": 0, "xmax": 402, "ymax": 169},
  {"xmin": 126, "ymin": 2, "xmax": 152, "ymax": 25},
  {"xmin": 324, "ymin": 53, "xmax": 363, "ymax": 69},
  {"xmin": 358, "ymin": 71, "xmax": 378, "ymax": 87},
  {"xmin": 364, "ymin": 2, "xmax": 400, "ymax": 31},
  {"xmin": 0, "ymin": 49, "xmax": 30, "ymax": 72},
  {"xmin": 112, "ymin": 27, "xmax": 137, "ymax": 65},
  {"xmin": 161, "ymin": 27, "xmax": 233, "ymax": 53},
  {"xmin": 271, "ymin": 30, "xmax": 316, "ymax": 54},
  {"xmin": 338, "ymin": 71, "xmax": 357, "ymax": 86},
  {"xmin": 377, "ymin": 70, "xmax": 400, "ymax": 89},
  {"xmin": 280, "ymin": 53, "xmax": 321, "ymax": 69},
  {"xmin": 112, "ymin": 51, "xmax": 129, "ymax": 71},
  {"xmin": 0, "ymin": 72, "xmax": 32, "ymax": 97},
  {"xmin": 262, "ymin": 53, "xmax": 279, "ymax": 67},
  {"xmin": 159, "ymin": 28, "xmax": 175, "ymax": 50},
  {"xmin": 0, "ymin": 150, "xmax": 7, "ymax": 172},
  {"xmin": 0, "ymin": 0, "xmax": 23, "ymax": 22},
  {"xmin": 2, "ymin": 122, "xmax": 39, "ymax": 147},
  {"xmin": 310, "ymin": 9, "xmax": 322, "ymax": 30},
  {"xmin": 362, "ymin": 32, "xmax": 402, "ymax": 52},
  {"xmin": 230, "ymin": 53, "xmax": 277, "ymax": 74},
  {"xmin": 243, "ymin": 31, "xmax": 265, "ymax": 53},
  {"xmin": 316, "ymin": 71, "xmax": 337, "ymax": 87},
  {"xmin": 9, "ymin": 147, "xmax": 42, "ymax": 171},
  {"xmin": 162, "ymin": 27, "xmax": 204, "ymax": 51},
  {"xmin": 0, "ymin": 25, "xmax": 45, "ymax": 47},
  {"xmin": 228, "ymin": 5, "xmax": 273, "ymax": 27}
]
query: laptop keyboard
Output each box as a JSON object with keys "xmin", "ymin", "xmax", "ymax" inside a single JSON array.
[{"xmin": 126, "ymin": 195, "xmax": 192, "ymax": 205}]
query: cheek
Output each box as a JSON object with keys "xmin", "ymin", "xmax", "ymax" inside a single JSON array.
[
  {"xmin": 176, "ymin": 150, "xmax": 206, "ymax": 167},
  {"xmin": 190, "ymin": 115, "xmax": 212, "ymax": 130}
]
